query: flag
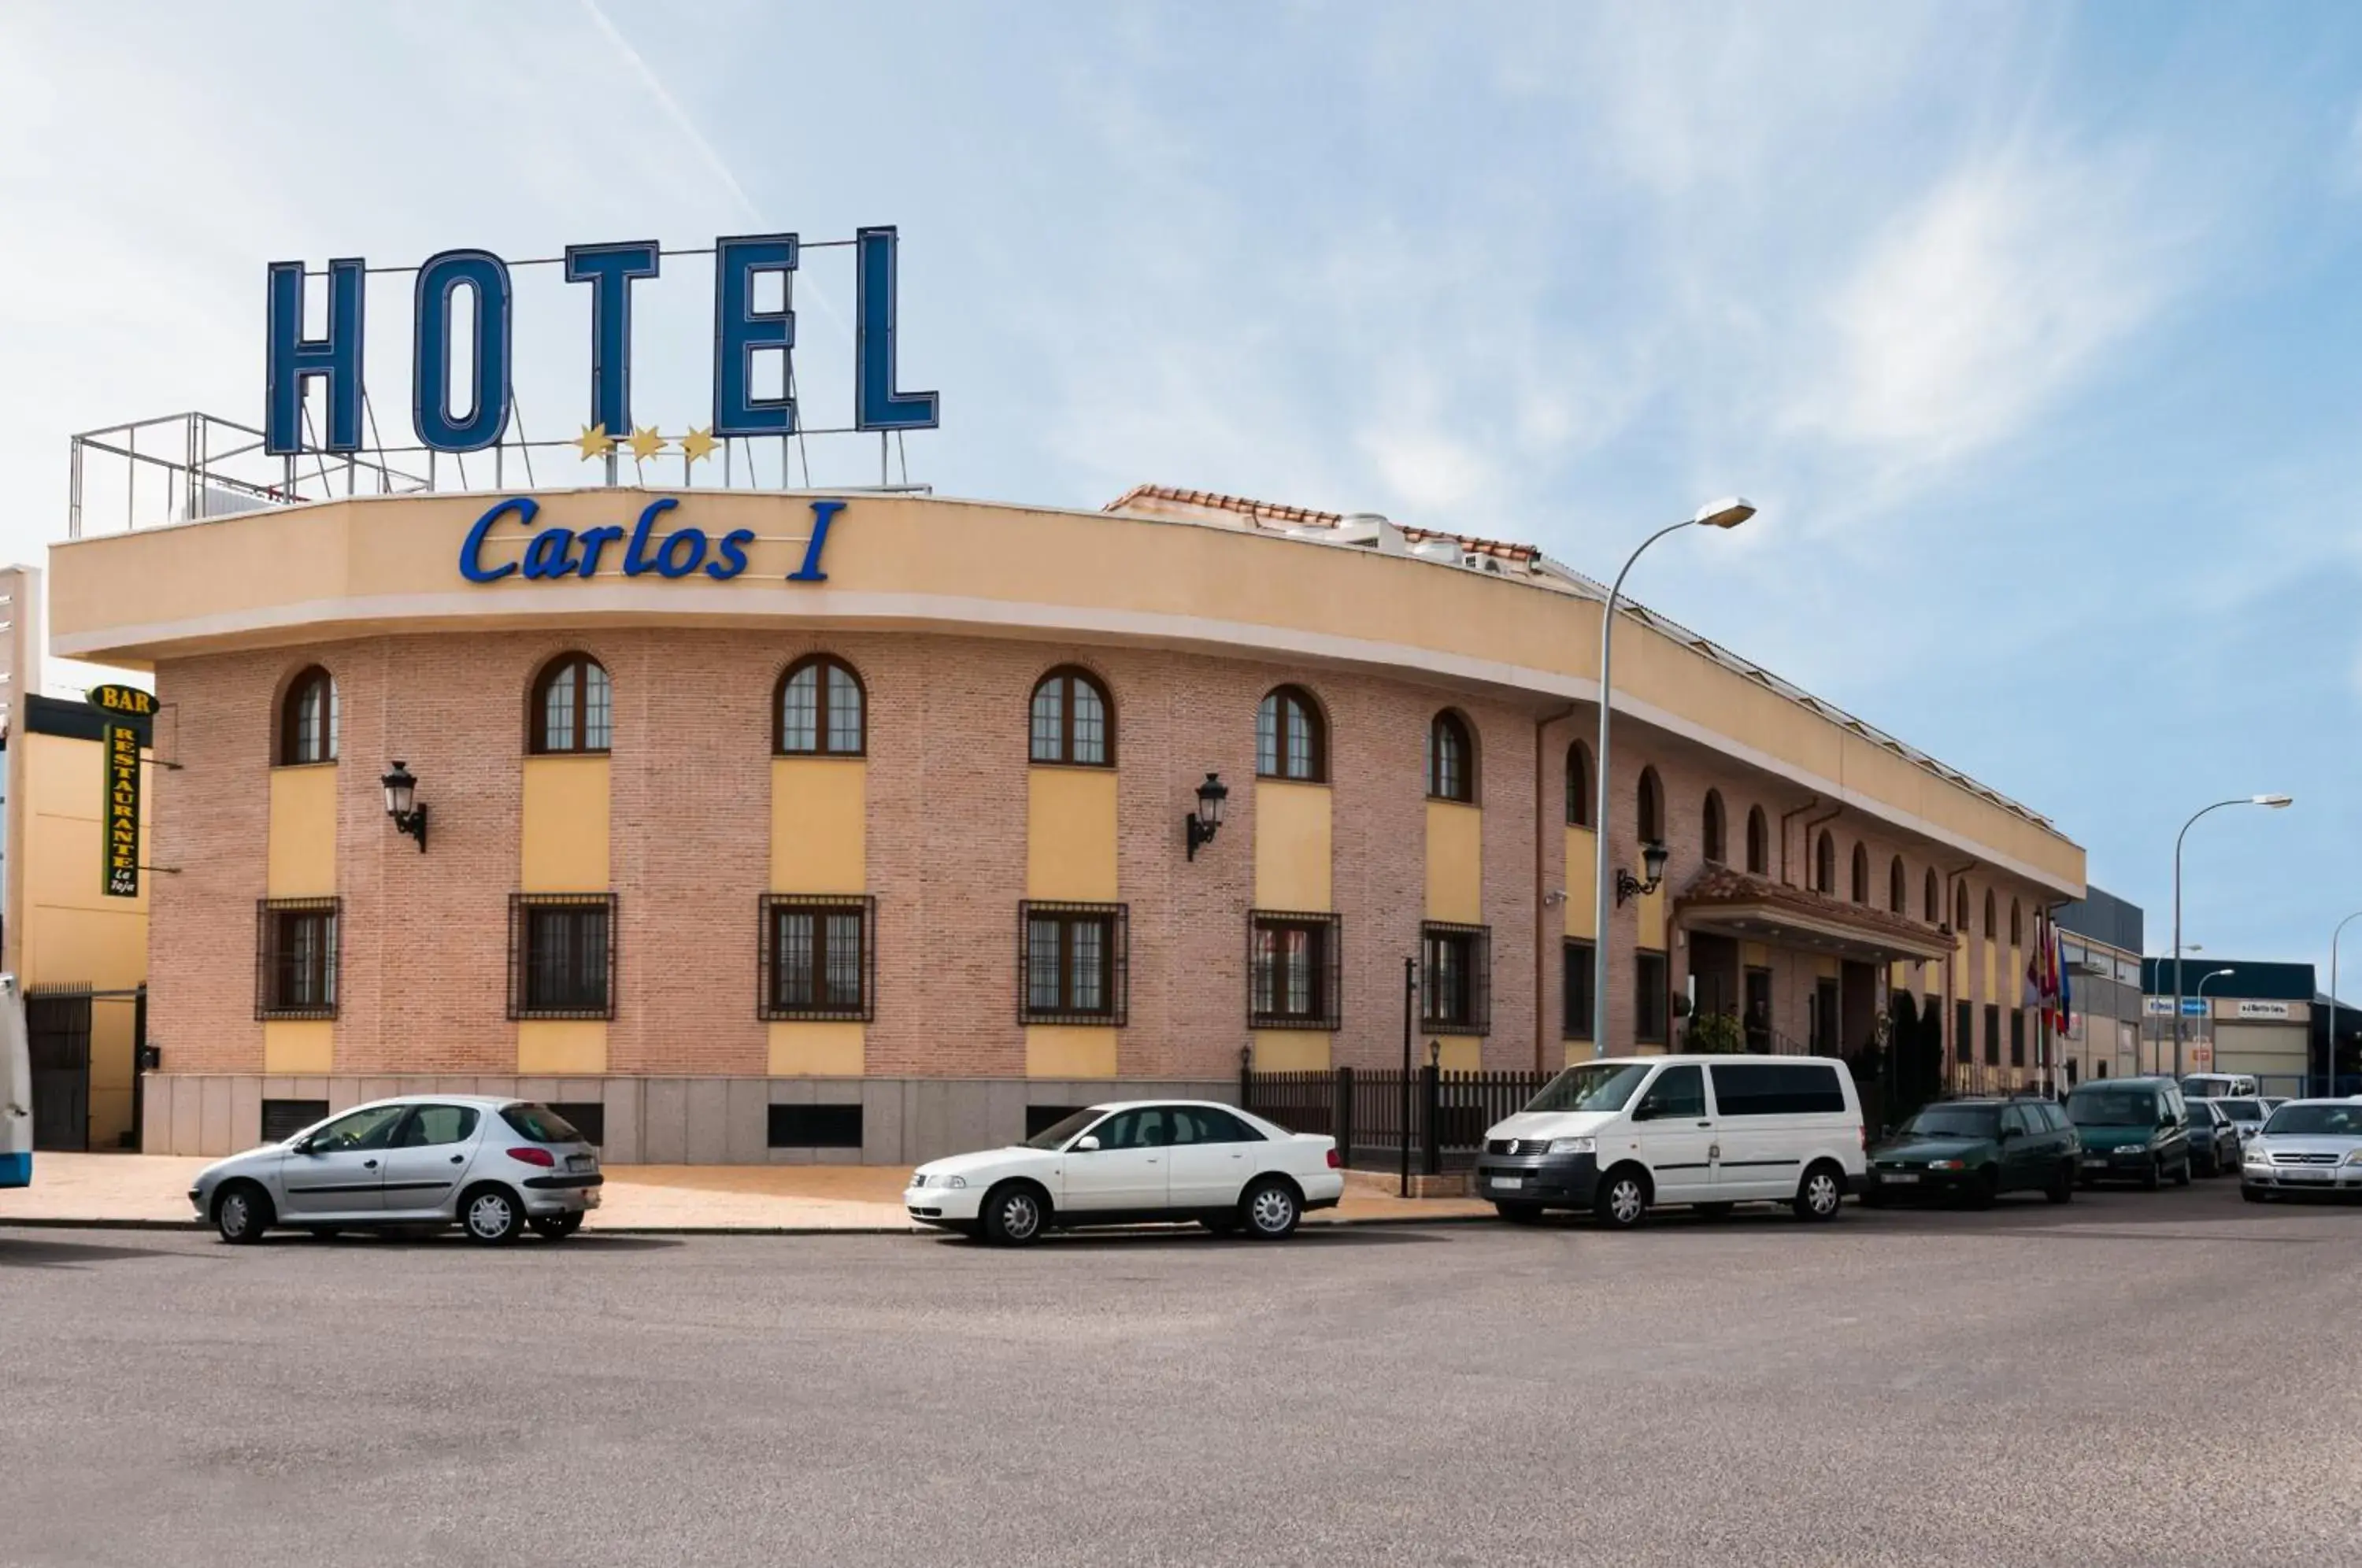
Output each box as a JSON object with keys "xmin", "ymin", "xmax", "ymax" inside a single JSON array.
[{"xmin": 2049, "ymin": 923, "xmax": 2071, "ymax": 1035}]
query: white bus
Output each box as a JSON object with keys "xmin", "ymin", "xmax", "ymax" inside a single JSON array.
[{"xmin": 2, "ymin": 975, "xmax": 29, "ymax": 1188}]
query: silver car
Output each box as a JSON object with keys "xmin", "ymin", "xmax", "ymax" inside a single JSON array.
[
  {"xmin": 188, "ymin": 1096, "xmax": 602, "ymax": 1244},
  {"xmin": 2239, "ymin": 1099, "xmax": 2362, "ymax": 1201}
]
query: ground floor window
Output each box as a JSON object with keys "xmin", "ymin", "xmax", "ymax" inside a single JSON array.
[
  {"xmin": 255, "ymin": 897, "xmax": 339, "ymax": 1019},
  {"xmin": 509, "ymin": 893, "xmax": 616, "ymax": 1019},
  {"xmin": 1955, "ymin": 1000, "xmax": 1973, "ymax": 1064},
  {"xmin": 1983, "ymin": 1004, "xmax": 2001, "ymax": 1066},
  {"xmin": 1249, "ymin": 911, "xmax": 1341, "ymax": 1029},
  {"xmin": 1420, "ymin": 922, "xmax": 1490, "ymax": 1034},
  {"xmin": 1020, "ymin": 900, "xmax": 1128, "ymax": 1025},
  {"xmin": 768, "ymin": 1103, "xmax": 863, "ymax": 1148},
  {"xmin": 1562, "ymin": 940, "xmax": 1594, "ymax": 1040},
  {"xmin": 760, "ymin": 895, "xmax": 876, "ymax": 1021},
  {"xmin": 1635, "ymin": 951, "xmax": 1668, "ymax": 1044},
  {"xmin": 2010, "ymin": 1007, "xmax": 2027, "ymax": 1067}
]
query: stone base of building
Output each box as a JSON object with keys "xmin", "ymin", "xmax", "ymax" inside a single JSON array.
[{"xmin": 137, "ymin": 1073, "xmax": 1232, "ymax": 1166}]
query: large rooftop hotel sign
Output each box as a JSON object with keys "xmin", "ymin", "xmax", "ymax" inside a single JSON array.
[{"xmin": 261, "ymin": 228, "xmax": 939, "ymax": 458}]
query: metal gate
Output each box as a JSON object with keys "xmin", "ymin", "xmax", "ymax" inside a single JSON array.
[{"xmin": 28, "ymin": 986, "xmax": 94, "ymax": 1152}]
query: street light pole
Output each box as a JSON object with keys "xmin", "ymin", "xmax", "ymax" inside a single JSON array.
[
  {"xmin": 2171, "ymin": 795, "xmax": 2292, "ymax": 1079},
  {"xmin": 2329, "ymin": 912, "xmax": 2362, "ymax": 1096},
  {"xmin": 1590, "ymin": 498, "xmax": 1754, "ymax": 1055}
]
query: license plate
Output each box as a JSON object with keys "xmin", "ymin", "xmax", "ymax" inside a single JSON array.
[
  {"xmin": 1490, "ymin": 1175, "xmax": 1524, "ymax": 1190},
  {"xmin": 1883, "ymin": 1172, "xmax": 1919, "ymax": 1184},
  {"xmin": 2282, "ymin": 1167, "xmax": 2331, "ymax": 1182},
  {"xmin": 567, "ymin": 1155, "xmax": 594, "ymax": 1172},
  {"xmin": 2082, "ymin": 1157, "xmax": 2108, "ymax": 1167}
]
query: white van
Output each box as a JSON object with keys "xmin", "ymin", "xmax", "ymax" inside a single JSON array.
[
  {"xmin": 2179, "ymin": 1072, "xmax": 2258, "ymax": 1101},
  {"xmin": 1, "ymin": 975, "xmax": 29, "ymax": 1189},
  {"xmin": 1475, "ymin": 1054, "xmax": 1865, "ymax": 1227}
]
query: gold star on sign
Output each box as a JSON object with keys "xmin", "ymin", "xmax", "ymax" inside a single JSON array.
[
  {"xmin": 574, "ymin": 423, "xmax": 615, "ymax": 460},
  {"xmin": 679, "ymin": 427, "xmax": 718, "ymax": 465},
  {"xmin": 628, "ymin": 425, "xmax": 665, "ymax": 463}
]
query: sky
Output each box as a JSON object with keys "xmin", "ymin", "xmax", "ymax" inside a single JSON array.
[{"xmin": 2, "ymin": 1, "xmax": 2360, "ymax": 978}]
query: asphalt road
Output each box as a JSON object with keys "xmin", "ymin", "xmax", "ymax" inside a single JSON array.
[{"xmin": 7, "ymin": 1182, "xmax": 2360, "ymax": 1568}]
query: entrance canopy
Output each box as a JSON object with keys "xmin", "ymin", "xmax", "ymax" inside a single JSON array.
[{"xmin": 1675, "ymin": 868, "xmax": 1954, "ymax": 966}]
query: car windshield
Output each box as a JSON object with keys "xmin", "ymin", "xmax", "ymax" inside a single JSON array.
[
  {"xmin": 2261, "ymin": 1104, "xmax": 2362, "ymax": 1137},
  {"xmin": 2219, "ymin": 1100, "xmax": 2263, "ymax": 1120},
  {"xmin": 499, "ymin": 1104, "xmax": 581, "ymax": 1143},
  {"xmin": 1022, "ymin": 1108, "xmax": 1107, "ymax": 1150},
  {"xmin": 1523, "ymin": 1063, "xmax": 1653, "ymax": 1115},
  {"xmin": 2068, "ymin": 1089, "xmax": 2157, "ymax": 1126},
  {"xmin": 1900, "ymin": 1107, "xmax": 1999, "ymax": 1139}
]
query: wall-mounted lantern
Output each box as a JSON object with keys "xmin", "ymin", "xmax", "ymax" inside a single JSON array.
[
  {"xmin": 1185, "ymin": 771, "xmax": 1229, "ymax": 860},
  {"xmin": 1616, "ymin": 840, "xmax": 1669, "ymax": 905},
  {"xmin": 381, "ymin": 760, "xmax": 428, "ymax": 852}
]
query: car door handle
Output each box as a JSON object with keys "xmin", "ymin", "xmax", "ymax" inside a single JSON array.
[
  {"xmin": 363, "ymin": 1159, "xmax": 379, "ymax": 1169},
  {"xmin": 1696, "ymin": 1121, "xmax": 1712, "ymax": 1128},
  {"xmin": 449, "ymin": 1154, "xmax": 465, "ymax": 1164}
]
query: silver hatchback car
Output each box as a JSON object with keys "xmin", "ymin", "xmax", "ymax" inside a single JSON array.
[{"xmin": 189, "ymin": 1096, "xmax": 602, "ymax": 1244}]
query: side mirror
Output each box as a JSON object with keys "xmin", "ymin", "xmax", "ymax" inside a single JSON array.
[{"xmin": 1073, "ymin": 1134, "xmax": 1101, "ymax": 1153}]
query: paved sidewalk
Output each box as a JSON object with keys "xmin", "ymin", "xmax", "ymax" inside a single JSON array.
[{"xmin": 0, "ymin": 1153, "xmax": 1494, "ymax": 1231}]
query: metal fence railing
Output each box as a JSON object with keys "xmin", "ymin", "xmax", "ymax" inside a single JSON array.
[{"xmin": 1241, "ymin": 1064, "xmax": 1549, "ymax": 1175}]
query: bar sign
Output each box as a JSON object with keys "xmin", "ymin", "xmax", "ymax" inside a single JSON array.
[{"xmin": 103, "ymin": 720, "xmax": 140, "ymax": 897}]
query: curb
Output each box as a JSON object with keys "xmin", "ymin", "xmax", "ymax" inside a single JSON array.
[{"xmin": 3, "ymin": 1210, "xmax": 1501, "ymax": 1237}]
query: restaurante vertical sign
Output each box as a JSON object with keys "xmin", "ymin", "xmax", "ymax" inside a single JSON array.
[{"xmin": 88, "ymin": 683, "xmax": 153, "ymax": 899}]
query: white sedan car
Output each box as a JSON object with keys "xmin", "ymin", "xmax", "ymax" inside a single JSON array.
[{"xmin": 904, "ymin": 1100, "xmax": 1344, "ymax": 1244}]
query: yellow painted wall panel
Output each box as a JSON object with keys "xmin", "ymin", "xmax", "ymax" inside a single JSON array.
[
  {"xmin": 1027, "ymin": 769, "xmax": 1118, "ymax": 900},
  {"xmin": 1437, "ymin": 1037, "xmax": 1483, "ymax": 1072},
  {"xmin": 1983, "ymin": 945, "xmax": 1997, "ymax": 1004},
  {"xmin": 1252, "ymin": 1030, "xmax": 1331, "ymax": 1071},
  {"xmin": 267, "ymin": 764, "xmax": 338, "ymax": 897},
  {"xmin": 265, "ymin": 1020, "xmax": 336, "ymax": 1074},
  {"xmin": 1740, "ymin": 941, "xmax": 1771, "ymax": 968},
  {"xmin": 520, "ymin": 756, "xmax": 610, "ymax": 892},
  {"xmin": 1026, "ymin": 1026, "xmax": 1118, "ymax": 1078},
  {"xmin": 770, "ymin": 758, "xmax": 866, "ymax": 893},
  {"xmin": 1563, "ymin": 827, "xmax": 1597, "ymax": 939},
  {"xmin": 1636, "ymin": 886, "xmax": 1667, "ymax": 951},
  {"xmin": 1817, "ymin": 956, "xmax": 1842, "ymax": 980},
  {"xmin": 2008, "ymin": 946, "xmax": 2022, "ymax": 1007},
  {"xmin": 1424, "ymin": 801, "xmax": 1483, "ymax": 923},
  {"xmin": 768, "ymin": 1021, "xmax": 865, "ymax": 1076},
  {"xmin": 21, "ymin": 735, "xmax": 150, "ymax": 1008},
  {"xmin": 518, "ymin": 1020, "xmax": 608, "ymax": 1074},
  {"xmin": 1253, "ymin": 782, "xmax": 1331, "ymax": 910}
]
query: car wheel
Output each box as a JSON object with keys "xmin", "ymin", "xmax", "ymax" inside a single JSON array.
[
  {"xmin": 981, "ymin": 1182, "xmax": 1047, "ymax": 1246},
  {"xmin": 461, "ymin": 1185, "xmax": 524, "ymax": 1245},
  {"xmin": 2173, "ymin": 1158, "xmax": 2193, "ymax": 1189},
  {"xmin": 1592, "ymin": 1167, "xmax": 1649, "ymax": 1230},
  {"xmin": 2045, "ymin": 1161, "xmax": 2075, "ymax": 1204},
  {"xmin": 2142, "ymin": 1156, "xmax": 2163, "ymax": 1193},
  {"xmin": 1793, "ymin": 1162, "xmax": 1844, "ymax": 1222},
  {"xmin": 1242, "ymin": 1178, "xmax": 1301, "ymax": 1241},
  {"xmin": 530, "ymin": 1213, "xmax": 583, "ymax": 1240},
  {"xmin": 1494, "ymin": 1202, "xmax": 1543, "ymax": 1225},
  {"xmin": 213, "ymin": 1182, "xmax": 272, "ymax": 1245}
]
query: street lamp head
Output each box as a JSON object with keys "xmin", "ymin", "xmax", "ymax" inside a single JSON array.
[
  {"xmin": 2253, "ymin": 793, "xmax": 2294, "ymax": 808},
  {"xmin": 1691, "ymin": 497, "xmax": 1757, "ymax": 531}
]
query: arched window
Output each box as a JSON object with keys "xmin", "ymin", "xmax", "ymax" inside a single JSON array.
[
  {"xmin": 1955, "ymin": 883, "xmax": 1970, "ymax": 933},
  {"xmin": 1850, "ymin": 843, "xmax": 1870, "ymax": 904},
  {"xmin": 1924, "ymin": 868, "xmax": 1940, "ymax": 923},
  {"xmin": 1029, "ymin": 667, "xmax": 1113, "ymax": 767},
  {"xmin": 2009, "ymin": 899, "xmax": 2023, "ymax": 945},
  {"xmin": 1746, "ymin": 807, "xmax": 1768, "ymax": 875},
  {"xmin": 776, "ymin": 655, "xmax": 865, "ymax": 756},
  {"xmin": 1983, "ymin": 889, "xmax": 1997, "ymax": 940},
  {"xmin": 530, "ymin": 653, "xmax": 611, "ymax": 754},
  {"xmin": 1701, "ymin": 790, "xmax": 1726, "ymax": 864},
  {"xmin": 1256, "ymin": 686, "xmax": 1325, "ymax": 782},
  {"xmin": 1890, "ymin": 856, "xmax": 1907, "ymax": 915},
  {"xmin": 1637, "ymin": 767, "xmax": 1664, "ymax": 844},
  {"xmin": 1427, "ymin": 711, "xmax": 1475, "ymax": 802},
  {"xmin": 1565, "ymin": 741, "xmax": 1592, "ymax": 827},
  {"xmin": 278, "ymin": 665, "xmax": 337, "ymax": 765},
  {"xmin": 1814, "ymin": 830, "xmax": 1835, "ymax": 894}
]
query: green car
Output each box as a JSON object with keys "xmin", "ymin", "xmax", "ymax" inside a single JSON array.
[
  {"xmin": 2066, "ymin": 1078, "xmax": 2192, "ymax": 1189},
  {"xmin": 1861, "ymin": 1098, "xmax": 2079, "ymax": 1207}
]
